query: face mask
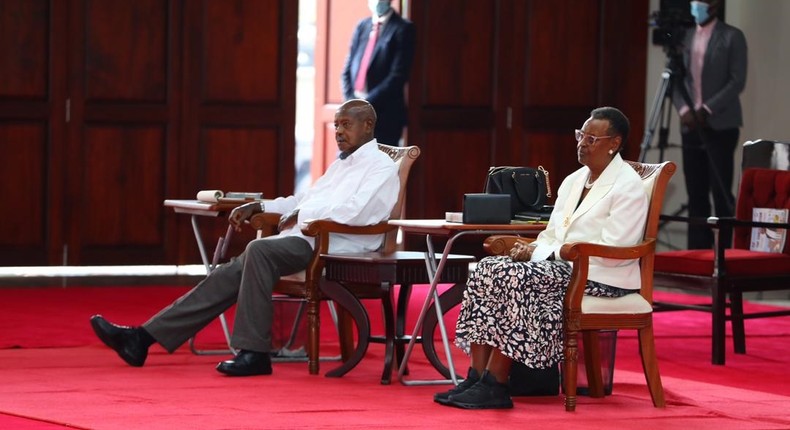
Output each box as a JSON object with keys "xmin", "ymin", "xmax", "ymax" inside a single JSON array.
[
  {"xmin": 690, "ymin": 1, "xmax": 710, "ymax": 25},
  {"xmin": 368, "ymin": 0, "xmax": 391, "ymax": 17}
]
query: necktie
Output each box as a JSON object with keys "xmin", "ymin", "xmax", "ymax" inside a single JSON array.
[{"xmin": 354, "ymin": 22, "xmax": 380, "ymax": 93}]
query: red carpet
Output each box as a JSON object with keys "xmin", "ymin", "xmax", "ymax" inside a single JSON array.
[{"xmin": 1, "ymin": 286, "xmax": 789, "ymax": 429}]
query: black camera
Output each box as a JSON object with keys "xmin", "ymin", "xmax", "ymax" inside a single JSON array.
[{"xmin": 650, "ymin": 0, "xmax": 694, "ymax": 50}]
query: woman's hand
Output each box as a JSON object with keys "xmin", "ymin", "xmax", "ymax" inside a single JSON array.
[
  {"xmin": 509, "ymin": 240, "xmax": 536, "ymax": 262},
  {"xmin": 228, "ymin": 202, "xmax": 261, "ymax": 231}
]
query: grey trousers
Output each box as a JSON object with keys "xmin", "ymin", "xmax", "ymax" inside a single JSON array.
[{"xmin": 143, "ymin": 236, "xmax": 313, "ymax": 353}]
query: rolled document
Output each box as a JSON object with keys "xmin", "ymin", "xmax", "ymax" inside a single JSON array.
[{"xmin": 196, "ymin": 190, "xmax": 224, "ymax": 203}]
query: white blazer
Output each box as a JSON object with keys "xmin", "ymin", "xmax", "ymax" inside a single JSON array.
[{"xmin": 531, "ymin": 154, "xmax": 648, "ymax": 290}]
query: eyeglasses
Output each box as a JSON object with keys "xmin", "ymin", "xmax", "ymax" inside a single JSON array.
[{"xmin": 575, "ymin": 129, "xmax": 614, "ymax": 145}]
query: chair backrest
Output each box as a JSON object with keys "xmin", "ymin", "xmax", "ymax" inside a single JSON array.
[
  {"xmin": 742, "ymin": 140, "xmax": 790, "ymax": 171},
  {"xmin": 377, "ymin": 144, "xmax": 421, "ymax": 252},
  {"xmin": 624, "ymin": 160, "xmax": 677, "ymax": 241},
  {"xmin": 624, "ymin": 160, "xmax": 676, "ymax": 301},
  {"xmin": 732, "ymin": 168, "xmax": 790, "ymax": 254}
]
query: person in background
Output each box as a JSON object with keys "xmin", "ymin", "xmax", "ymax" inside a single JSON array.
[
  {"xmin": 90, "ymin": 100, "xmax": 399, "ymax": 377},
  {"xmin": 673, "ymin": 0, "xmax": 747, "ymax": 249},
  {"xmin": 341, "ymin": 0, "xmax": 415, "ymax": 146},
  {"xmin": 435, "ymin": 107, "xmax": 648, "ymax": 409}
]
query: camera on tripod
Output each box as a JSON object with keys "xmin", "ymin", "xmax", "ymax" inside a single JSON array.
[{"xmin": 649, "ymin": 0, "xmax": 694, "ymax": 51}]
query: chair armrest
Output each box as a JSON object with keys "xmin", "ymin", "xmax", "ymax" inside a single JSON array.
[
  {"xmin": 301, "ymin": 219, "xmax": 397, "ymax": 237},
  {"xmin": 482, "ymin": 235, "xmax": 534, "ymax": 256},
  {"xmin": 559, "ymin": 240, "xmax": 655, "ymax": 261},
  {"xmin": 300, "ymin": 219, "xmax": 398, "ymax": 256},
  {"xmin": 559, "ymin": 239, "xmax": 656, "ymax": 311},
  {"xmin": 249, "ymin": 212, "xmax": 283, "ymax": 238}
]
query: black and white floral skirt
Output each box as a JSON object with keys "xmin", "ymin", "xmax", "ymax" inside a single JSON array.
[{"xmin": 454, "ymin": 255, "xmax": 634, "ymax": 369}]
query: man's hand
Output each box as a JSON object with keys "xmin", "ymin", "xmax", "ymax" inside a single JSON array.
[
  {"xmin": 509, "ymin": 240, "xmax": 536, "ymax": 262},
  {"xmin": 228, "ymin": 202, "xmax": 262, "ymax": 232},
  {"xmin": 694, "ymin": 107, "xmax": 709, "ymax": 128},
  {"xmin": 278, "ymin": 209, "xmax": 300, "ymax": 232},
  {"xmin": 680, "ymin": 110, "xmax": 697, "ymax": 130}
]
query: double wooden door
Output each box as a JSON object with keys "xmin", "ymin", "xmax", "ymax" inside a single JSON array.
[
  {"xmin": 0, "ymin": 0, "xmax": 298, "ymax": 266},
  {"xmin": 313, "ymin": 0, "xmax": 649, "ymax": 221}
]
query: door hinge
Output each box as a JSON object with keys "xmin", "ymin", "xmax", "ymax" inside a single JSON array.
[{"xmin": 65, "ymin": 99, "xmax": 71, "ymax": 123}]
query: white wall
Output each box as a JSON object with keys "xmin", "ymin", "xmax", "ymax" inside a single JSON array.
[{"xmin": 644, "ymin": 0, "xmax": 790, "ymax": 251}]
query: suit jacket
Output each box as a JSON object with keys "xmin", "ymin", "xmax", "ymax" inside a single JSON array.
[
  {"xmin": 673, "ymin": 19, "xmax": 748, "ymax": 130},
  {"xmin": 532, "ymin": 155, "xmax": 649, "ymax": 290},
  {"xmin": 341, "ymin": 12, "xmax": 416, "ymax": 136}
]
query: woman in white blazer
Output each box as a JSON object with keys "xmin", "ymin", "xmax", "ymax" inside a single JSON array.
[{"xmin": 435, "ymin": 107, "xmax": 649, "ymax": 410}]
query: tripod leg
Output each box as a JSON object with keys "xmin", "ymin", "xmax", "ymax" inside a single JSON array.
[{"xmin": 640, "ymin": 70, "xmax": 672, "ymax": 162}]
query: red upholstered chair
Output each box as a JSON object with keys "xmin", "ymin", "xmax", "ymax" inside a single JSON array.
[{"xmin": 653, "ymin": 167, "xmax": 790, "ymax": 365}]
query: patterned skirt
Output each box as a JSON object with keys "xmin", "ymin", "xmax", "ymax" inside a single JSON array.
[{"xmin": 454, "ymin": 255, "xmax": 634, "ymax": 369}]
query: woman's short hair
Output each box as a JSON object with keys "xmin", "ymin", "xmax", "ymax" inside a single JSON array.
[{"xmin": 590, "ymin": 106, "xmax": 630, "ymax": 148}]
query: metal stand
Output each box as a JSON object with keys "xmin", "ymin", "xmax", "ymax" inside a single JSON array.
[{"xmin": 189, "ymin": 225, "xmax": 237, "ymax": 355}]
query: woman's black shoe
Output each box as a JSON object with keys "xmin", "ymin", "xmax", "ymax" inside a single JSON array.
[
  {"xmin": 433, "ymin": 367, "xmax": 480, "ymax": 405},
  {"xmin": 447, "ymin": 370, "xmax": 514, "ymax": 409}
]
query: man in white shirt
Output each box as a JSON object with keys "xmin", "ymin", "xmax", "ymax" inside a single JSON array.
[{"xmin": 90, "ymin": 99, "xmax": 400, "ymax": 376}]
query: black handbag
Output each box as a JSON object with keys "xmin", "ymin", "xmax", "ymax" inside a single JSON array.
[{"xmin": 484, "ymin": 166, "xmax": 552, "ymax": 217}]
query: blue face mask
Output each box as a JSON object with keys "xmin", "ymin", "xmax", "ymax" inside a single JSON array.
[{"xmin": 690, "ymin": 1, "xmax": 710, "ymax": 25}]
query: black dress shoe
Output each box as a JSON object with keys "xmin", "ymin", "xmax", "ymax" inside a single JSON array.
[
  {"xmin": 90, "ymin": 315, "xmax": 149, "ymax": 367},
  {"xmin": 216, "ymin": 350, "xmax": 272, "ymax": 376}
]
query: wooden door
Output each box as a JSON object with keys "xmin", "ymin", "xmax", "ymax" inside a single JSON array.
[
  {"xmin": 0, "ymin": 0, "xmax": 298, "ymax": 266},
  {"xmin": 0, "ymin": 0, "xmax": 67, "ymax": 265},
  {"xmin": 405, "ymin": 0, "xmax": 648, "ymax": 220}
]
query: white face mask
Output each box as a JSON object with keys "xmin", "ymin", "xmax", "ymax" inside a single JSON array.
[{"xmin": 368, "ymin": 0, "xmax": 392, "ymax": 17}]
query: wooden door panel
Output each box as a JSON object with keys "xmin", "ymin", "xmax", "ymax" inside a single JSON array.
[
  {"xmin": 418, "ymin": 130, "xmax": 492, "ymax": 218},
  {"xmin": 0, "ymin": 1, "xmax": 49, "ymax": 99},
  {"xmin": 84, "ymin": 0, "xmax": 169, "ymax": 102},
  {"xmin": 202, "ymin": 1, "xmax": 281, "ymax": 103},
  {"xmin": 80, "ymin": 126, "xmax": 165, "ymax": 248},
  {"xmin": 0, "ymin": 124, "xmax": 47, "ymax": 264},
  {"xmin": 0, "ymin": 0, "xmax": 66, "ymax": 265},
  {"xmin": 67, "ymin": 0, "xmax": 179, "ymax": 264},
  {"xmin": 178, "ymin": 0, "xmax": 297, "ymax": 264},
  {"xmin": 421, "ymin": 0, "xmax": 496, "ymax": 107},
  {"xmin": 200, "ymin": 127, "xmax": 279, "ymax": 197}
]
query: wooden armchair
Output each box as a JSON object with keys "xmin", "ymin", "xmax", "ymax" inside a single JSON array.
[
  {"xmin": 653, "ymin": 165, "xmax": 790, "ymax": 365},
  {"xmin": 483, "ymin": 160, "xmax": 676, "ymax": 411},
  {"xmin": 248, "ymin": 144, "xmax": 420, "ymax": 374}
]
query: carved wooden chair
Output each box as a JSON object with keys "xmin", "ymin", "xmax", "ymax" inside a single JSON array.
[
  {"xmin": 483, "ymin": 160, "xmax": 676, "ymax": 411},
  {"xmin": 249, "ymin": 144, "xmax": 420, "ymax": 374},
  {"xmin": 653, "ymin": 147, "xmax": 790, "ymax": 365}
]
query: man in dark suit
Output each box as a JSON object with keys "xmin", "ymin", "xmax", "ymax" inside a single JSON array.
[
  {"xmin": 341, "ymin": 0, "xmax": 415, "ymax": 146},
  {"xmin": 673, "ymin": 0, "xmax": 747, "ymax": 249}
]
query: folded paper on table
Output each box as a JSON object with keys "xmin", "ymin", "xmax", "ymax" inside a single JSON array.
[{"xmin": 197, "ymin": 190, "xmax": 224, "ymax": 203}]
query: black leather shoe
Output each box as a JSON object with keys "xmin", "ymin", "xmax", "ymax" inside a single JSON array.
[
  {"xmin": 90, "ymin": 315, "xmax": 148, "ymax": 367},
  {"xmin": 216, "ymin": 350, "xmax": 272, "ymax": 376},
  {"xmin": 434, "ymin": 367, "xmax": 480, "ymax": 405}
]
